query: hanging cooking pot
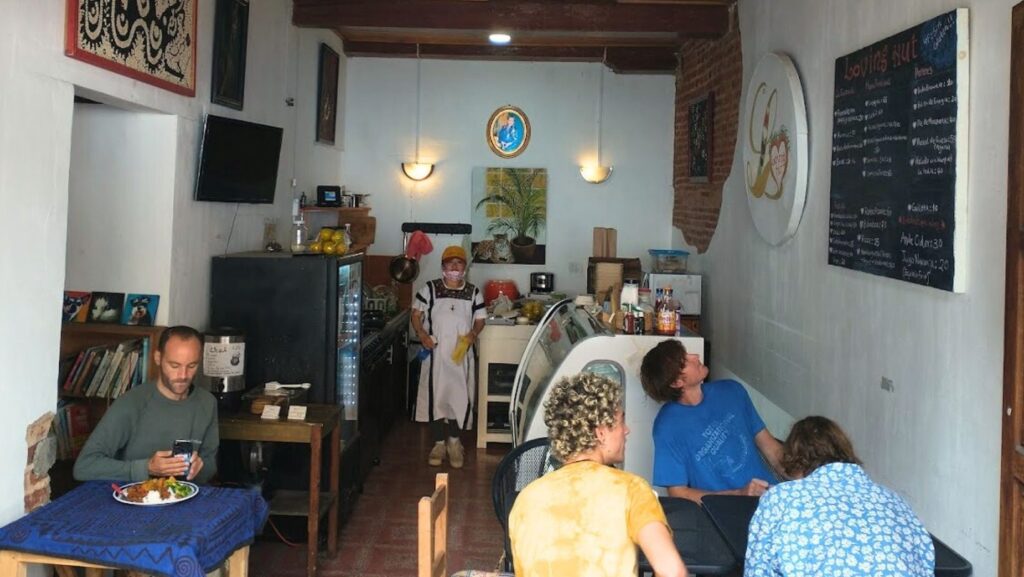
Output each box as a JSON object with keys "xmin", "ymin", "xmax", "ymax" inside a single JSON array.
[{"xmin": 389, "ymin": 232, "xmax": 420, "ymax": 283}]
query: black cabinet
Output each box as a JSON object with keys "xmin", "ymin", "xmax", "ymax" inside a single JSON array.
[{"xmin": 359, "ymin": 312, "xmax": 409, "ymax": 477}]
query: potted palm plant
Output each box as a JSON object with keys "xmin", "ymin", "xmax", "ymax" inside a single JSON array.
[{"xmin": 475, "ymin": 168, "xmax": 546, "ymax": 263}]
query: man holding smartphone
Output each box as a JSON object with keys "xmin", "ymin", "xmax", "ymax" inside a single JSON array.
[{"xmin": 74, "ymin": 326, "xmax": 219, "ymax": 483}]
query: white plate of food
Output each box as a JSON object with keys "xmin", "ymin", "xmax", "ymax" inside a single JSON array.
[{"xmin": 113, "ymin": 477, "xmax": 199, "ymax": 506}]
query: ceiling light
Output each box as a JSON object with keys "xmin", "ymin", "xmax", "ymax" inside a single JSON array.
[
  {"xmin": 402, "ymin": 45, "xmax": 434, "ymax": 182},
  {"xmin": 489, "ymin": 33, "xmax": 512, "ymax": 45},
  {"xmin": 581, "ymin": 53, "xmax": 613, "ymax": 184}
]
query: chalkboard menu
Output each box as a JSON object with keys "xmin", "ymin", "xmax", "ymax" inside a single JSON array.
[{"xmin": 828, "ymin": 9, "xmax": 968, "ymax": 292}]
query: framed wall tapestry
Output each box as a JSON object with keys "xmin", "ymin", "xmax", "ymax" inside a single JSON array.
[
  {"xmin": 317, "ymin": 43, "xmax": 340, "ymax": 144},
  {"xmin": 64, "ymin": 0, "xmax": 197, "ymax": 96},
  {"xmin": 211, "ymin": 0, "xmax": 249, "ymax": 110},
  {"xmin": 486, "ymin": 106, "xmax": 531, "ymax": 158},
  {"xmin": 471, "ymin": 167, "xmax": 547, "ymax": 265},
  {"xmin": 688, "ymin": 93, "xmax": 714, "ymax": 182}
]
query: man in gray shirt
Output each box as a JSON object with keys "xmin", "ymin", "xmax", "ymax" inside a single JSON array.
[{"xmin": 74, "ymin": 325, "xmax": 218, "ymax": 483}]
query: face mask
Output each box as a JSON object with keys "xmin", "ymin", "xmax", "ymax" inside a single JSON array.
[{"xmin": 443, "ymin": 270, "xmax": 465, "ymax": 282}]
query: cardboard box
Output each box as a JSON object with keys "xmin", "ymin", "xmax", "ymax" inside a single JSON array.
[{"xmin": 592, "ymin": 227, "xmax": 618, "ymax": 257}]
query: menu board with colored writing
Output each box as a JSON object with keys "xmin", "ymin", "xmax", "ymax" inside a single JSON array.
[{"xmin": 828, "ymin": 9, "xmax": 968, "ymax": 292}]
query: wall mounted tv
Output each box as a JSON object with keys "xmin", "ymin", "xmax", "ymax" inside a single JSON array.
[{"xmin": 194, "ymin": 114, "xmax": 284, "ymax": 204}]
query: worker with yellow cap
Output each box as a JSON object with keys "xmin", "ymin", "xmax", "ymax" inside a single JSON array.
[{"xmin": 410, "ymin": 245, "xmax": 486, "ymax": 468}]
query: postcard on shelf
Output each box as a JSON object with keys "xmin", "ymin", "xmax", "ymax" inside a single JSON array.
[
  {"xmin": 63, "ymin": 291, "xmax": 92, "ymax": 323},
  {"xmin": 121, "ymin": 294, "xmax": 160, "ymax": 326},
  {"xmin": 87, "ymin": 292, "xmax": 125, "ymax": 323}
]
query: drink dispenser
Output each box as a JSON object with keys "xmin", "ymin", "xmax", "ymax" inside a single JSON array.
[{"xmin": 202, "ymin": 327, "xmax": 246, "ymax": 412}]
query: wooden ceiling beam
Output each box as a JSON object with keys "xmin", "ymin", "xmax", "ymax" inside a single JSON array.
[{"xmin": 293, "ymin": 0, "xmax": 730, "ymax": 38}]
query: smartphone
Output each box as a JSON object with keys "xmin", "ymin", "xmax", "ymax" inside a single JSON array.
[{"xmin": 172, "ymin": 439, "xmax": 195, "ymax": 475}]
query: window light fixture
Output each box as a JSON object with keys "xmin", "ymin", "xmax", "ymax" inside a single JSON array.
[
  {"xmin": 402, "ymin": 45, "xmax": 434, "ymax": 182},
  {"xmin": 488, "ymin": 33, "xmax": 512, "ymax": 45},
  {"xmin": 580, "ymin": 51, "xmax": 613, "ymax": 184}
]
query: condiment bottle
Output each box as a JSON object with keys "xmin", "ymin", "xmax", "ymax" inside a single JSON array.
[
  {"xmin": 656, "ymin": 287, "xmax": 677, "ymax": 335},
  {"xmin": 638, "ymin": 288, "xmax": 655, "ymax": 334}
]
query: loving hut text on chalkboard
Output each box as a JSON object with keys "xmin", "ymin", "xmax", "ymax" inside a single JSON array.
[{"xmin": 828, "ymin": 9, "xmax": 968, "ymax": 292}]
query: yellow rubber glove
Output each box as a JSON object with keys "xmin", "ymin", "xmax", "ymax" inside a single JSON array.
[{"xmin": 451, "ymin": 334, "xmax": 471, "ymax": 364}]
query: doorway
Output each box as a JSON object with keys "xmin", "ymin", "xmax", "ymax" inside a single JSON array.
[{"xmin": 1000, "ymin": 3, "xmax": 1024, "ymax": 576}]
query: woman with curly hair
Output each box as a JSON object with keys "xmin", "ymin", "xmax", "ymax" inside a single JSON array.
[
  {"xmin": 745, "ymin": 416, "xmax": 934, "ymax": 576},
  {"xmin": 508, "ymin": 373, "xmax": 688, "ymax": 577}
]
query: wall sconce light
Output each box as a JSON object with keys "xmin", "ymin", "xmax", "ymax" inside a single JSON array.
[
  {"xmin": 580, "ymin": 52, "xmax": 613, "ymax": 184},
  {"xmin": 402, "ymin": 45, "xmax": 434, "ymax": 182}
]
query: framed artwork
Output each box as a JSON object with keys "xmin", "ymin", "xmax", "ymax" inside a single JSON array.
[
  {"xmin": 87, "ymin": 292, "xmax": 125, "ymax": 324},
  {"xmin": 317, "ymin": 44, "xmax": 340, "ymax": 144},
  {"xmin": 688, "ymin": 93, "xmax": 714, "ymax": 182},
  {"xmin": 211, "ymin": 0, "xmax": 249, "ymax": 110},
  {"xmin": 63, "ymin": 291, "xmax": 92, "ymax": 323},
  {"xmin": 64, "ymin": 0, "xmax": 197, "ymax": 96},
  {"xmin": 470, "ymin": 167, "xmax": 547, "ymax": 265},
  {"xmin": 486, "ymin": 106, "xmax": 531, "ymax": 158},
  {"xmin": 122, "ymin": 294, "xmax": 160, "ymax": 326}
]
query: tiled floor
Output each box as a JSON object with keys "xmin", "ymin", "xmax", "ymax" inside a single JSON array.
[{"xmin": 249, "ymin": 420, "xmax": 510, "ymax": 576}]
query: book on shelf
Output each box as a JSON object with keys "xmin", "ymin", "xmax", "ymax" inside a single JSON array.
[
  {"xmin": 84, "ymin": 350, "xmax": 114, "ymax": 397},
  {"xmin": 71, "ymin": 348, "xmax": 104, "ymax": 396}
]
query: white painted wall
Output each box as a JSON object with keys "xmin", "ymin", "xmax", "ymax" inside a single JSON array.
[
  {"xmin": 66, "ymin": 106, "xmax": 176, "ymax": 325},
  {"xmin": 0, "ymin": 0, "xmax": 343, "ymax": 529},
  {"xmin": 682, "ymin": 1, "xmax": 1012, "ymax": 573},
  {"xmin": 340, "ymin": 58, "xmax": 676, "ymax": 297}
]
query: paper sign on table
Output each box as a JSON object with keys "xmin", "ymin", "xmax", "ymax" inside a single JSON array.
[
  {"xmin": 288, "ymin": 405, "xmax": 308, "ymax": 421},
  {"xmin": 260, "ymin": 405, "xmax": 281, "ymax": 420}
]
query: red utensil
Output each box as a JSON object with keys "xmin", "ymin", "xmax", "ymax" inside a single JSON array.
[{"xmin": 111, "ymin": 483, "xmax": 125, "ymax": 496}]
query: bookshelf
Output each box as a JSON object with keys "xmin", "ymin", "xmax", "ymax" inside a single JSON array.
[{"xmin": 52, "ymin": 324, "xmax": 165, "ymax": 496}]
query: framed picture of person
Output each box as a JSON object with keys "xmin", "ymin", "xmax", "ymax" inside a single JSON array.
[
  {"xmin": 486, "ymin": 105, "xmax": 531, "ymax": 158},
  {"xmin": 211, "ymin": 0, "xmax": 249, "ymax": 110},
  {"xmin": 317, "ymin": 44, "xmax": 340, "ymax": 144}
]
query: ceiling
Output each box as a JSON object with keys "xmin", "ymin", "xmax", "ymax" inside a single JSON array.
[{"xmin": 292, "ymin": 0, "xmax": 736, "ymax": 74}]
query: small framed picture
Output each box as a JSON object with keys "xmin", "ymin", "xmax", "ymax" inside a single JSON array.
[
  {"xmin": 210, "ymin": 0, "xmax": 249, "ymax": 110},
  {"xmin": 688, "ymin": 92, "xmax": 714, "ymax": 182},
  {"xmin": 486, "ymin": 105, "xmax": 531, "ymax": 159},
  {"xmin": 316, "ymin": 44, "xmax": 340, "ymax": 144},
  {"xmin": 122, "ymin": 294, "xmax": 160, "ymax": 326},
  {"xmin": 87, "ymin": 292, "xmax": 125, "ymax": 324},
  {"xmin": 63, "ymin": 291, "xmax": 92, "ymax": 323}
]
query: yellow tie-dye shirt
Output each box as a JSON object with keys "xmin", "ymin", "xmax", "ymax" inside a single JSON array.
[{"xmin": 508, "ymin": 460, "xmax": 668, "ymax": 577}]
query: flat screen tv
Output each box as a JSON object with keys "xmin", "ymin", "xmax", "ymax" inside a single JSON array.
[{"xmin": 194, "ymin": 114, "xmax": 283, "ymax": 204}]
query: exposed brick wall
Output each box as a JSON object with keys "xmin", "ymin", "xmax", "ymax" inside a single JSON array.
[
  {"xmin": 24, "ymin": 412, "xmax": 56, "ymax": 512},
  {"xmin": 673, "ymin": 15, "xmax": 743, "ymax": 253}
]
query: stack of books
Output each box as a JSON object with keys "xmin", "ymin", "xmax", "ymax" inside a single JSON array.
[{"xmin": 58, "ymin": 337, "xmax": 148, "ymax": 400}]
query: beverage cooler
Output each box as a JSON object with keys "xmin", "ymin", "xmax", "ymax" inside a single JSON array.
[
  {"xmin": 209, "ymin": 252, "xmax": 363, "ymax": 513},
  {"xmin": 510, "ymin": 299, "xmax": 703, "ymax": 485}
]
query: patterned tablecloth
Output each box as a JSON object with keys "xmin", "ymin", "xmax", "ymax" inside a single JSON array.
[{"xmin": 0, "ymin": 481, "xmax": 268, "ymax": 577}]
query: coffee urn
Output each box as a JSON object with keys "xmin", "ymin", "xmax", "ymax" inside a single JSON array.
[{"xmin": 202, "ymin": 328, "xmax": 246, "ymax": 413}]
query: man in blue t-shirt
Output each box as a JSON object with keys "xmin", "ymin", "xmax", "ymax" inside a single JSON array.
[{"xmin": 640, "ymin": 339, "xmax": 784, "ymax": 503}]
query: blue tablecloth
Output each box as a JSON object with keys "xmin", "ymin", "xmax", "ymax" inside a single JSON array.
[{"xmin": 0, "ymin": 481, "xmax": 268, "ymax": 577}]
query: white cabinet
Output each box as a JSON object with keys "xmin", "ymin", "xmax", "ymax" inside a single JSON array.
[{"xmin": 476, "ymin": 324, "xmax": 535, "ymax": 448}]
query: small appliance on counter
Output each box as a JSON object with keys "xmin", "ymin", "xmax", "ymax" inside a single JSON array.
[
  {"xmin": 530, "ymin": 272, "xmax": 555, "ymax": 293},
  {"xmin": 484, "ymin": 279, "xmax": 520, "ymax": 306},
  {"xmin": 201, "ymin": 327, "xmax": 246, "ymax": 413}
]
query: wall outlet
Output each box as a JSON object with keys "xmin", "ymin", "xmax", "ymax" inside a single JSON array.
[
  {"xmin": 880, "ymin": 376, "xmax": 895, "ymax": 392},
  {"xmin": 568, "ymin": 261, "xmax": 582, "ymax": 274}
]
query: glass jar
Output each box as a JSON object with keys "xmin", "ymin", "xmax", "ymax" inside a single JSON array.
[
  {"xmin": 638, "ymin": 288, "xmax": 655, "ymax": 334},
  {"xmin": 290, "ymin": 218, "xmax": 309, "ymax": 253}
]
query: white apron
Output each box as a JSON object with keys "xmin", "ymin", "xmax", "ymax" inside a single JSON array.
[{"xmin": 413, "ymin": 279, "xmax": 485, "ymax": 428}]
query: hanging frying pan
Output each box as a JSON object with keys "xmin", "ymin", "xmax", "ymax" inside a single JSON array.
[{"xmin": 389, "ymin": 231, "xmax": 419, "ymax": 283}]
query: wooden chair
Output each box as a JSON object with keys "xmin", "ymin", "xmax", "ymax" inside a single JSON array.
[{"xmin": 418, "ymin": 473, "xmax": 449, "ymax": 577}]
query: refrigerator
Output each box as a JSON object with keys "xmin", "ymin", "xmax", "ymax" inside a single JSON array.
[
  {"xmin": 510, "ymin": 299, "xmax": 703, "ymax": 486},
  {"xmin": 647, "ymin": 272, "xmax": 702, "ymax": 316},
  {"xmin": 209, "ymin": 252, "xmax": 363, "ymax": 512}
]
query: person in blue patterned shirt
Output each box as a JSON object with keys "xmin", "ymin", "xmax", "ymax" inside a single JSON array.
[{"xmin": 745, "ymin": 416, "xmax": 935, "ymax": 577}]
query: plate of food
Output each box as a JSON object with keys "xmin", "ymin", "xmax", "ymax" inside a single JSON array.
[{"xmin": 113, "ymin": 477, "xmax": 199, "ymax": 506}]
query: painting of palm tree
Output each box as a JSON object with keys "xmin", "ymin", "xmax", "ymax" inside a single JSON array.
[{"xmin": 471, "ymin": 167, "xmax": 547, "ymax": 264}]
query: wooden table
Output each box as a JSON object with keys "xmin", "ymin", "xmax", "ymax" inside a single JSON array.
[
  {"xmin": 219, "ymin": 404, "xmax": 342, "ymax": 577},
  {"xmin": 0, "ymin": 547, "xmax": 248, "ymax": 577}
]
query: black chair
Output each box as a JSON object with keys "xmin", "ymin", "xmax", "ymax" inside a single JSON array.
[{"xmin": 491, "ymin": 437, "xmax": 560, "ymax": 572}]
